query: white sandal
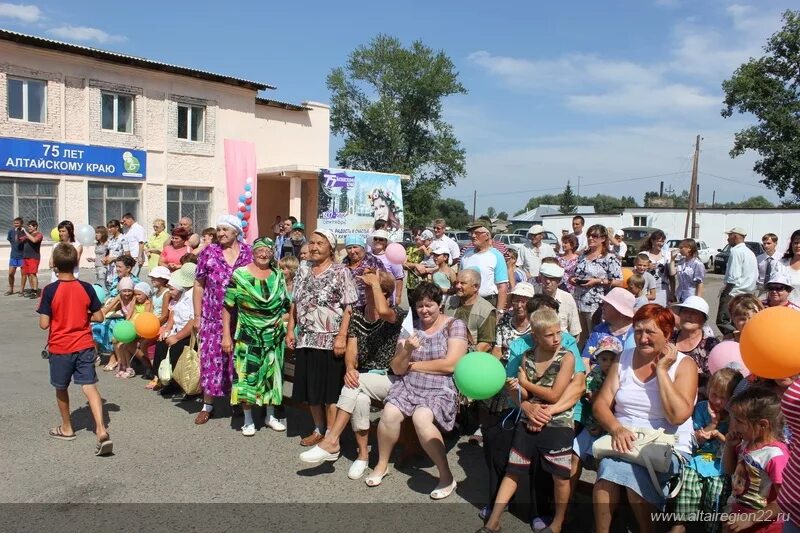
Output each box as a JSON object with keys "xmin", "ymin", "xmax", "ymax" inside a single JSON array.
[
  {"xmin": 430, "ymin": 479, "xmax": 457, "ymax": 500},
  {"xmin": 364, "ymin": 466, "xmax": 391, "ymax": 487}
]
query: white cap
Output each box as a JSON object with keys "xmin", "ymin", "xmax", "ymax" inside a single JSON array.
[
  {"xmin": 371, "ymin": 229, "xmax": 390, "ymax": 240},
  {"xmin": 509, "ymin": 282, "xmax": 536, "ymax": 298},
  {"xmin": 527, "ymin": 224, "xmax": 544, "ymax": 235},
  {"xmin": 725, "ymin": 227, "xmax": 747, "ymax": 237},
  {"xmin": 614, "ymin": 229, "xmax": 625, "ymax": 237},
  {"xmin": 420, "ymin": 229, "xmax": 434, "ymax": 241},
  {"xmin": 539, "ymin": 262, "xmax": 565, "ymax": 279},
  {"xmin": 430, "ymin": 243, "xmax": 450, "ymax": 255},
  {"xmin": 766, "ymin": 272, "xmax": 794, "ymax": 290},
  {"xmin": 671, "ymin": 295, "xmax": 710, "ymax": 318}
]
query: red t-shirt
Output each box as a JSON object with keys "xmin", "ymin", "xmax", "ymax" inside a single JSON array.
[{"xmin": 37, "ymin": 279, "xmax": 102, "ymax": 354}]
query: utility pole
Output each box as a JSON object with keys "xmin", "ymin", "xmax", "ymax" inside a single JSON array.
[
  {"xmin": 577, "ymin": 176, "xmax": 581, "ymax": 198},
  {"xmin": 684, "ymin": 134, "xmax": 700, "ymax": 238},
  {"xmin": 712, "ymin": 190, "xmax": 716, "ymax": 207},
  {"xmin": 472, "ymin": 190, "xmax": 477, "ymax": 222}
]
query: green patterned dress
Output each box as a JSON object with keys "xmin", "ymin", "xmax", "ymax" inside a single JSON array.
[{"xmin": 224, "ymin": 266, "xmax": 290, "ymax": 406}]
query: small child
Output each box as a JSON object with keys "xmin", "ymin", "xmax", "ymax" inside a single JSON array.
[
  {"xmin": 626, "ymin": 273, "xmax": 648, "ymax": 310},
  {"xmin": 723, "ymin": 387, "xmax": 788, "ymax": 533},
  {"xmin": 145, "ymin": 267, "xmax": 172, "ymax": 390},
  {"xmin": 725, "ymin": 294, "xmax": 765, "ymax": 342},
  {"xmin": 180, "ymin": 252, "xmax": 198, "ymax": 265},
  {"xmin": 571, "ymin": 336, "xmax": 622, "ymax": 496},
  {"xmin": 431, "ymin": 245, "xmax": 457, "ymax": 291},
  {"xmin": 37, "ymin": 243, "xmax": 112, "ymax": 456},
  {"xmin": 279, "ymin": 255, "xmax": 299, "ymax": 298},
  {"xmin": 119, "ymin": 282, "xmax": 154, "ymax": 379},
  {"xmin": 633, "ymin": 253, "xmax": 657, "ymax": 301},
  {"xmin": 673, "ymin": 368, "xmax": 743, "ymax": 533},
  {"xmin": 483, "ymin": 307, "xmax": 575, "ymax": 533},
  {"xmin": 87, "ymin": 226, "xmax": 109, "ymax": 289}
]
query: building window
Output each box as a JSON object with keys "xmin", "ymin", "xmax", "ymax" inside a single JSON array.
[
  {"xmin": 0, "ymin": 178, "xmax": 58, "ymax": 236},
  {"xmin": 101, "ymin": 92, "xmax": 133, "ymax": 133},
  {"xmin": 7, "ymin": 77, "xmax": 47, "ymax": 123},
  {"xmin": 177, "ymin": 104, "xmax": 204, "ymax": 142},
  {"xmin": 88, "ymin": 182, "xmax": 140, "ymax": 227},
  {"xmin": 167, "ymin": 187, "xmax": 210, "ymax": 230},
  {"xmin": 633, "ymin": 215, "xmax": 648, "ymax": 227}
]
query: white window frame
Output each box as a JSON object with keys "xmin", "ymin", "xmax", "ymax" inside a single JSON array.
[
  {"xmin": 633, "ymin": 215, "xmax": 647, "ymax": 227},
  {"xmin": 177, "ymin": 104, "xmax": 205, "ymax": 142},
  {"xmin": 101, "ymin": 92, "xmax": 134, "ymax": 133},
  {"xmin": 87, "ymin": 182, "xmax": 141, "ymax": 227},
  {"xmin": 7, "ymin": 76, "xmax": 47, "ymax": 123},
  {"xmin": 167, "ymin": 186, "xmax": 211, "ymax": 230},
  {"xmin": 0, "ymin": 178, "xmax": 58, "ymax": 236}
]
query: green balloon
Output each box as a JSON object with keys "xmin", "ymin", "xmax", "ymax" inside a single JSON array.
[
  {"xmin": 454, "ymin": 352, "xmax": 506, "ymax": 400},
  {"xmin": 112, "ymin": 320, "xmax": 138, "ymax": 343}
]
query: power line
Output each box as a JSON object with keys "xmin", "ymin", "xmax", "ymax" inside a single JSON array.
[{"xmin": 697, "ymin": 171, "xmax": 771, "ymax": 191}]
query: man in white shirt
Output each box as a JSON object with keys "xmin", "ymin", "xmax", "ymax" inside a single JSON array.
[
  {"xmin": 535, "ymin": 262, "xmax": 581, "ymax": 338},
  {"xmin": 756, "ymin": 232, "xmax": 782, "ymax": 294},
  {"xmin": 571, "ymin": 215, "xmax": 588, "ymax": 254},
  {"xmin": 516, "ymin": 224, "xmax": 555, "ymax": 278},
  {"xmin": 460, "ymin": 220, "xmax": 509, "ymax": 310},
  {"xmin": 717, "ymin": 227, "xmax": 758, "ymax": 335},
  {"xmin": 121, "ymin": 213, "xmax": 146, "ymax": 274},
  {"xmin": 431, "ymin": 218, "xmax": 461, "ymax": 265}
]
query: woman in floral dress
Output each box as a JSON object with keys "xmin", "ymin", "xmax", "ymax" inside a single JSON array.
[
  {"xmin": 222, "ymin": 237, "xmax": 290, "ymax": 436},
  {"xmin": 570, "ymin": 224, "xmax": 622, "ymax": 347},
  {"xmin": 192, "ymin": 215, "xmax": 253, "ymax": 425},
  {"xmin": 287, "ymin": 229, "xmax": 359, "ymax": 447}
]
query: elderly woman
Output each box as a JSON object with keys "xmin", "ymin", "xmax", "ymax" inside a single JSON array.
[
  {"xmin": 152, "ymin": 263, "xmax": 196, "ymax": 395},
  {"xmin": 592, "ymin": 304, "xmax": 698, "ymax": 533},
  {"xmin": 145, "ymin": 218, "xmax": 169, "ymax": 269},
  {"xmin": 763, "ymin": 272, "xmax": 799, "ymax": 309},
  {"xmin": 492, "ymin": 282, "xmax": 535, "ymax": 361},
  {"xmin": 159, "ymin": 227, "xmax": 192, "ymax": 272},
  {"xmin": 571, "ymin": 224, "xmax": 622, "ymax": 346},
  {"xmin": 365, "ymin": 283, "xmax": 467, "ymax": 500},
  {"xmin": 341, "ymin": 234, "xmax": 386, "ymax": 309},
  {"xmin": 192, "ymin": 215, "xmax": 253, "ymax": 425},
  {"xmin": 670, "ymin": 296, "xmax": 719, "ymax": 389},
  {"xmin": 300, "ymin": 270, "xmax": 406, "ymax": 480},
  {"xmin": 221, "ymin": 237, "xmax": 290, "ymax": 436},
  {"xmin": 287, "ymin": 229, "xmax": 358, "ymax": 446}
]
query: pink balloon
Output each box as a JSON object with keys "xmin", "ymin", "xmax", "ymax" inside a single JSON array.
[
  {"xmin": 385, "ymin": 242, "xmax": 407, "ymax": 265},
  {"xmin": 707, "ymin": 341, "xmax": 750, "ymax": 377}
]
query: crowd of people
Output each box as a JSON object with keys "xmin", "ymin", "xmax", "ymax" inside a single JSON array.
[{"xmin": 10, "ymin": 210, "xmax": 800, "ymax": 532}]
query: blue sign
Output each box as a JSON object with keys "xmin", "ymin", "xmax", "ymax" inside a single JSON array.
[{"xmin": 0, "ymin": 137, "xmax": 146, "ymax": 179}]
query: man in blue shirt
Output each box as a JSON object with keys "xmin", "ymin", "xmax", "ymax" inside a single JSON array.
[{"xmin": 6, "ymin": 217, "xmax": 24, "ymax": 295}]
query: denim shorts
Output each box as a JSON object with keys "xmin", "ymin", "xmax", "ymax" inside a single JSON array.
[
  {"xmin": 49, "ymin": 348, "xmax": 98, "ymax": 389},
  {"xmin": 9, "ymin": 257, "xmax": 23, "ymax": 268}
]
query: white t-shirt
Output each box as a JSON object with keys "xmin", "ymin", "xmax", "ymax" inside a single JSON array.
[
  {"xmin": 125, "ymin": 222, "xmax": 146, "ymax": 259},
  {"xmin": 516, "ymin": 241, "xmax": 555, "ymax": 277},
  {"xmin": 431, "ymin": 235, "xmax": 461, "ymax": 264},
  {"xmin": 170, "ymin": 288, "xmax": 195, "ymax": 335},
  {"xmin": 573, "ymin": 231, "xmax": 588, "ymax": 254},
  {"xmin": 460, "ymin": 247, "xmax": 509, "ymax": 298},
  {"xmin": 780, "ymin": 259, "xmax": 800, "ymax": 304},
  {"xmin": 554, "ymin": 288, "xmax": 581, "ymax": 337}
]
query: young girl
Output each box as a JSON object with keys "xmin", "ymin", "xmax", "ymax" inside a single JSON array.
[
  {"xmin": 482, "ymin": 307, "xmax": 575, "ymax": 533},
  {"xmin": 670, "ymin": 239, "xmax": 705, "ymax": 303},
  {"xmin": 723, "ymin": 387, "xmax": 788, "ymax": 532},
  {"xmin": 279, "ymin": 255, "xmax": 299, "ymax": 299},
  {"xmin": 431, "ymin": 246, "xmax": 457, "ymax": 291},
  {"xmin": 672, "ymin": 368, "xmax": 743, "ymax": 533},
  {"xmin": 97, "ymin": 277, "xmax": 136, "ymax": 372},
  {"xmin": 115, "ymin": 282, "xmax": 153, "ymax": 379},
  {"xmin": 145, "ymin": 267, "xmax": 172, "ymax": 389},
  {"xmin": 725, "ymin": 294, "xmax": 765, "ymax": 342},
  {"xmin": 89, "ymin": 226, "xmax": 109, "ymax": 289}
]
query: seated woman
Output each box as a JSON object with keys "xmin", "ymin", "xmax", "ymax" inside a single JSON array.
[
  {"xmin": 108, "ymin": 255, "xmax": 140, "ymax": 297},
  {"xmin": 365, "ymin": 282, "xmax": 467, "ymax": 500},
  {"xmin": 93, "ymin": 277, "xmax": 136, "ymax": 371},
  {"xmin": 592, "ymin": 304, "xmax": 698, "ymax": 533},
  {"xmin": 299, "ymin": 270, "xmax": 406, "ymax": 479},
  {"xmin": 152, "ymin": 263, "xmax": 196, "ymax": 396},
  {"xmin": 670, "ymin": 296, "xmax": 719, "ymax": 394}
]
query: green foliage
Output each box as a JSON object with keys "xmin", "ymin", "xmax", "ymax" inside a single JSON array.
[
  {"xmin": 497, "ymin": 211, "xmax": 509, "ymax": 221},
  {"xmin": 722, "ymin": 10, "xmax": 800, "ymax": 198},
  {"xmin": 559, "ymin": 182, "xmax": 577, "ymax": 214},
  {"xmin": 433, "ymin": 198, "xmax": 472, "ymax": 229},
  {"xmin": 516, "ymin": 191, "xmax": 639, "ymax": 216},
  {"xmin": 485, "ymin": 206, "xmax": 497, "ymax": 218},
  {"xmin": 714, "ymin": 195, "xmax": 774, "ymax": 208},
  {"xmin": 327, "ymin": 35, "xmax": 467, "ymax": 225}
]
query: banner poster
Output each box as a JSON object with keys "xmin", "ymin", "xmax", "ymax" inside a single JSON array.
[{"xmin": 317, "ymin": 168, "xmax": 404, "ymax": 243}]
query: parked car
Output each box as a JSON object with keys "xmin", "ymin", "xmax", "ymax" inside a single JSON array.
[
  {"xmin": 665, "ymin": 239, "xmax": 715, "ymax": 270},
  {"xmin": 401, "ymin": 230, "xmax": 414, "ymax": 248},
  {"xmin": 496, "ymin": 233, "xmax": 527, "ymax": 252},
  {"xmin": 622, "ymin": 227, "xmax": 662, "ymax": 265},
  {"xmin": 713, "ymin": 242, "xmax": 765, "ymax": 274},
  {"xmin": 513, "ymin": 228, "xmax": 559, "ymax": 248},
  {"xmin": 445, "ymin": 230, "xmax": 471, "ymax": 248}
]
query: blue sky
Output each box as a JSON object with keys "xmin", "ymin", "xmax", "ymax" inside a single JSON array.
[{"xmin": 1, "ymin": 0, "xmax": 798, "ymax": 215}]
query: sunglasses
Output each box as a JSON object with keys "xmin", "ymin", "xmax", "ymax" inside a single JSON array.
[
  {"xmin": 767, "ymin": 285, "xmax": 788, "ymax": 292},
  {"xmin": 587, "ymin": 233, "xmax": 602, "ymax": 239},
  {"xmin": 372, "ymin": 238, "xmax": 388, "ymax": 242}
]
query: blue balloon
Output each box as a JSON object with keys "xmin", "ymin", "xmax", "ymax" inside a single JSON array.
[
  {"xmin": 239, "ymin": 194, "xmax": 246, "ymax": 202},
  {"xmin": 244, "ymin": 184, "xmax": 251, "ymax": 192},
  {"xmin": 242, "ymin": 220, "xmax": 248, "ymax": 228},
  {"xmin": 93, "ymin": 284, "xmax": 107, "ymax": 302},
  {"xmin": 245, "ymin": 205, "xmax": 252, "ymax": 212},
  {"xmin": 237, "ymin": 212, "xmax": 244, "ymax": 219}
]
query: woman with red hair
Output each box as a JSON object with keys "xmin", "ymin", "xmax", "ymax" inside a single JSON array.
[
  {"xmin": 591, "ymin": 304, "xmax": 698, "ymax": 533},
  {"xmin": 159, "ymin": 227, "xmax": 192, "ymax": 272}
]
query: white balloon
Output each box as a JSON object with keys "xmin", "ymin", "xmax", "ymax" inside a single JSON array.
[
  {"xmin": 238, "ymin": 202, "xmax": 245, "ymax": 208},
  {"xmin": 244, "ymin": 191, "xmax": 252, "ymax": 199},
  {"xmin": 75, "ymin": 224, "xmax": 96, "ymax": 246},
  {"xmin": 245, "ymin": 177, "xmax": 253, "ymax": 184}
]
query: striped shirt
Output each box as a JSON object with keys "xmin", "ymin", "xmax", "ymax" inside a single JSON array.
[{"xmin": 779, "ymin": 378, "xmax": 800, "ymax": 523}]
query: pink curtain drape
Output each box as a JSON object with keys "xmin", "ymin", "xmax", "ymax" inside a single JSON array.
[{"xmin": 224, "ymin": 139, "xmax": 258, "ymax": 242}]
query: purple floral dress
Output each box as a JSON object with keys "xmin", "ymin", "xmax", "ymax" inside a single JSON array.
[{"xmin": 196, "ymin": 242, "xmax": 253, "ymax": 397}]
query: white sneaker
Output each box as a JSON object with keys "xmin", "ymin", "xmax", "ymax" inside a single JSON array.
[
  {"xmin": 299, "ymin": 444, "xmax": 340, "ymax": 464},
  {"xmin": 348, "ymin": 459, "xmax": 369, "ymax": 480},
  {"xmin": 266, "ymin": 416, "xmax": 286, "ymax": 432},
  {"xmin": 241, "ymin": 423, "xmax": 256, "ymax": 437}
]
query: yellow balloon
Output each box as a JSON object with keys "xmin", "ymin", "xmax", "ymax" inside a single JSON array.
[{"xmin": 50, "ymin": 227, "xmax": 60, "ymax": 241}]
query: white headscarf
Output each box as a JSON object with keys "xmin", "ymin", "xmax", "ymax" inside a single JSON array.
[{"xmin": 217, "ymin": 215, "xmax": 244, "ymax": 242}]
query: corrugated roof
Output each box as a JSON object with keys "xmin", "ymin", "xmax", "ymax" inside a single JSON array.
[
  {"xmin": 510, "ymin": 204, "xmax": 596, "ymax": 222},
  {"xmin": 0, "ymin": 28, "xmax": 275, "ymax": 91},
  {"xmin": 255, "ymin": 97, "xmax": 310, "ymax": 111}
]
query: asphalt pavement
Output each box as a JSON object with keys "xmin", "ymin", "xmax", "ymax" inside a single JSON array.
[{"xmin": 0, "ymin": 269, "xmax": 726, "ymax": 532}]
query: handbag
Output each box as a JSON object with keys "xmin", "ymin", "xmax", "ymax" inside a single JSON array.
[
  {"xmin": 592, "ymin": 427, "xmax": 685, "ymax": 499},
  {"xmin": 172, "ymin": 333, "xmax": 201, "ymax": 395},
  {"xmin": 157, "ymin": 355, "xmax": 172, "ymax": 385}
]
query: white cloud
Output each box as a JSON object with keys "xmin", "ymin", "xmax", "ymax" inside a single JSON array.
[
  {"xmin": 566, "ymin": 84, "xmax": 718, "ymax": 116},
  {"xmin": 47, "ymin": 25, "xmax": 126, "ymax": 44},
  {"xmin": 0, "ymin": 2, "xmax": 41, "ymax": 23}
]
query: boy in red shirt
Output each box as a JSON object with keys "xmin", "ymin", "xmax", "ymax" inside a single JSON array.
[{"xmin": 37, "ymin": 243, "xmax": 112, "ymax": 456}]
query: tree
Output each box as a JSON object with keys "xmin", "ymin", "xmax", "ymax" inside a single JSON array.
[
  {"xmin": 485, "ymin": 206, "xmax": 497, "ymax": 219},
  {"xmin": 433, "ymin": 198, "xmax": 471, "ymax": 229},
  {"xmin": 497, "ymin": 211, "xmax": 509, "ymax": 221},
  {"xmin": 722, "ymin": 10, "xmax": 800, "ymax": 198},
  {"xmin": 559, "ymin": 182, "xmax": 577, "ymax": 214},
  {"xmin": 327, "ymin": 35, "xmax": 467, "ymax": 227}
]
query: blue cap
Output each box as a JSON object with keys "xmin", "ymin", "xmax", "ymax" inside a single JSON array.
[{"xmin": 344, "ymin": 234, "xmax": 367, "ymax": 248}]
